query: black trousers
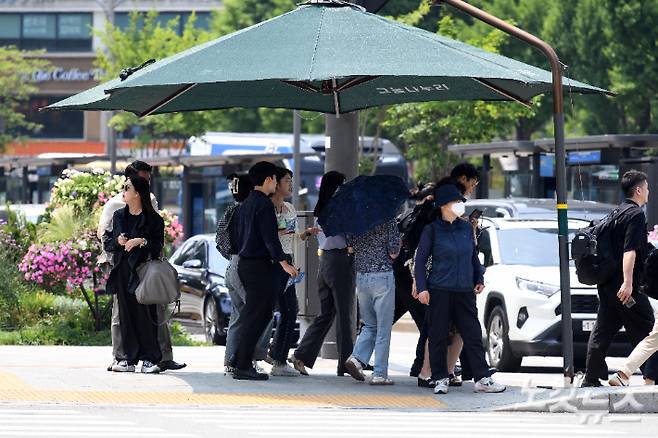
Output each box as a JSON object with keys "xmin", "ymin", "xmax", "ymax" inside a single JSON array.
[
  {"xmin": 585, "ymin": 282, "xmax": 658, "ymax": 381},
  {"xmin": 236, "ymin": 258, "xmax": 276, "ymax": 370},
  {"xmin": 115, "ymin": 260, "xmax": 161, "ymax": 365},
  {"xmin": 294, "ymin": 249, "xmax": 356, "ymax": 371},
  {"xmin": 392, "ymin": 257, "xmax": 426, "ymax": 375},
  {"xmin": 271, "ymin": 254, "xmax": 299, "ymax": 363},
  {"xmin": 427, "ymin": 289, "xmax": 489, "ymax": 381}
]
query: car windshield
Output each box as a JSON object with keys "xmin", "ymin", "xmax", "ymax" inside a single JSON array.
[
  {"xmin": 207, "ymin": 245, "xmax": 230, "ymax": 276},
  {"xmin": 497, "ymin": 228, "xmax": 577, "ymax": 267}
]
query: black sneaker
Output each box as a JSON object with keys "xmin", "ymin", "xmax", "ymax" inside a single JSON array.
[
  {"xmin": 418, "ymin": 377, "xmax": 436, "ymax": 388},
  {"xmin": 233, "ymin": 367, "xmax": 269, "ymax": 381},
  {"xmin": 581, "ymin": 379, "xmax": 602, "ymax": 388},
  {"xmin": 359, "ymin": 360, "xmax": 374, "ymax": 372},
  {"xmin": 158, "ymin": 360, "xmax": 187, "ymax": 371},
  {"xmin": 449, "ymin": 373, "xmax": 463, "ymax": 387}
]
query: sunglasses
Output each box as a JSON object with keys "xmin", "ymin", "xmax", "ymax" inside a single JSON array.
[{"xmin": 123, "ymin": 184, "xmax": 132, "ymax": 192}]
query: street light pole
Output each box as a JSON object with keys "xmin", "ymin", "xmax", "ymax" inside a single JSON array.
[{"xmin": 438, "ymin": 0, "xmax": 574, "ymax": 385}]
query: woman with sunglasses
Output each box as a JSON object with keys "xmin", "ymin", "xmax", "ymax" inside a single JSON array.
[{"xmin": 104, "ymin": 176, "xmax": 165, "ymax": 374}]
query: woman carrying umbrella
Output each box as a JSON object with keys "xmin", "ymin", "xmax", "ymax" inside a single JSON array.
[
  {"xmin": 291, "ymin": 171, "xmax": 357, "ymax": 376},
  {"xmin": 414, "ymin": 183, "xmax": 505, "ymax": 395}
]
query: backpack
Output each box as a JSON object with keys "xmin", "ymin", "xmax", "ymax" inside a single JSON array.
[
  {"xmin": 571, "ymin": 203, "xmax": 639, "ymax": 286},
  {"xmin": 397, "ymin": 201, "xmax": 434, "ymax": 256},
  {"xmin": 640, "ymin": 247, "xmax": 658, "ymax": 300},
  {"xmin": 215, "ymin": 203, "xmax": 239, "ymax": 259}
]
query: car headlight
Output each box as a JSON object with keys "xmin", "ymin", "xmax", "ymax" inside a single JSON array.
[{"xmin": 516, "ymin": 277, "xmax": 560, "ymax": 297}]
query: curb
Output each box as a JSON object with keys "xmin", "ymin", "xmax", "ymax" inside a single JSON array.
[{"xmin": 498, "ymin": 386, "xmax": 658, "ymax": 414}]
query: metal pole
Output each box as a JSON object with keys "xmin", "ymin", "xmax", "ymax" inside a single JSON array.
[
  {"xmin": 292, "ymin": 110, "xmax": 302, "ymax": 209},
  {"xmin": 439, "ymin": 0, "xmax": 574, "ymax": 385},
  {"xmin": 319, "ymin": 111, "xmax": 359, "ymax": 360}
]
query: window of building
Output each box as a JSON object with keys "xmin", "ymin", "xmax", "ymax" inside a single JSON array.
[
  {"xmin": 114, "ymin": 11, "xmax": 211, "ymax": 35},
  {"xmin": 0, "ymin": 14, "xmax": 21, "ymax": 47},
  {"xmin": 22, "ymin": 96, "xmax": 84, "ymax": 139},
  {"xmin": 0, "ymin": 13, "xmax": 92, "ymax": 52}
]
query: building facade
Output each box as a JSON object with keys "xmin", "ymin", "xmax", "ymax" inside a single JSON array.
[{"xmin": 0, "ymin": 0, "xmax": 221, "ymax": 157}]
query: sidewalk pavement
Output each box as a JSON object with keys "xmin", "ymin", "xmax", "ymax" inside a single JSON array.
[{"xmin": 1, "ymin": 343, "xmax": 656, "ymax": 413}]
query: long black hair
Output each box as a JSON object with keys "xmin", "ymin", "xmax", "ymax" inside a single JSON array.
[
  {"xmin": 313, "ymin": 171, "xmax": 346, "ymax": 217},
  {"xmin": 130, "ymin": 175, "xmax": 158, "ymax": 220}
]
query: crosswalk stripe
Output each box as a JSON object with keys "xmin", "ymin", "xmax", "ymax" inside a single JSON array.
[
  {"xmin": 0, "ymin": 419, "xmax": 135, "ymax": 425},
  {"xmin": 0, "ymin": 433, "xmax": 195, "ymax": 437},
  {"xmin": 0, "ymin": 410, "xmax": 81, "ymax": 415}
]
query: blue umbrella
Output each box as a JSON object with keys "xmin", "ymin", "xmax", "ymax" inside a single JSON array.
[{"xmin": 319, "ymin": 175, "xmax": 409, "ymax": 237}]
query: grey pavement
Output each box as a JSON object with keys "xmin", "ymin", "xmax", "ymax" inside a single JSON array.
[{"xmin": 1, "ymin": 329, "xmax": 657, "ymax": 414}]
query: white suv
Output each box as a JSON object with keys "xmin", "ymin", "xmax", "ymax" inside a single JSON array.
[{"xmin": 477, "ymin": 218, "xmax": 643, "ymax": 372}]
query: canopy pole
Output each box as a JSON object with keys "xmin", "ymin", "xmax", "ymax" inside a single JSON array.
[
  {"xmin": 292, "ymin": 110, "xmax": 302, "ymax": 209},
  {"xmin": 439, "ymin": 0, "xmax": 574, "ymax": 386}
]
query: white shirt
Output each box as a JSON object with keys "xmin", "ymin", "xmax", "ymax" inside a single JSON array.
[{"xmin": 276, "ymin": 201, "xmax": 297, "ymax": 256}]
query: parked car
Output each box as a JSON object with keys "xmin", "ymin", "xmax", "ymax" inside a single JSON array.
[
  {"xmin": 476, "ymin": 217, "xmax": 654, "ymax": 372},
  {"xmin": 169, "ymin": 234, "xmax": 232, "ymax": 345},
  {"xmin": 169, "ymin": 234, "xmax": 301, "ymax": 347},
  {"xmin": 466, "ymin": 198, "xmax": 615, "ymax": 222}
]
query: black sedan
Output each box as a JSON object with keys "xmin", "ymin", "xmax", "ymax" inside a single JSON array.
[
  {"xmin": 169, "ymin": 234, "xmax": 232, "ymax": 345},
  {"xmin": 169, "ymin": 234, "xmax": 301, "ymax": 347}
]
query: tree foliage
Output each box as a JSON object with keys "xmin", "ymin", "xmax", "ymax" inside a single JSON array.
[
  {"xmin": 0, "ymin": 47, "xmax": 50, "ymax": 152},
  {"xmin": 382, "ymin": 15, "xmax": 534, "ymax": 182}
]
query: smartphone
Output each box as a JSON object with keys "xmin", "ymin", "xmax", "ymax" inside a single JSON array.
[{"xmin": 469, "ymin": 208, "xmax": 483, "ymax": 221}]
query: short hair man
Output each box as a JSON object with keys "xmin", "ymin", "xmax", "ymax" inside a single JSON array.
[
  {"xmin": 98, "ymin": 161, "xmax": 186, "ymax": 373},
  {"xmin": 450, "ymin": 162, "xmax": 480, "ymax": 198},
  {"xmin": 583, "ymin": 170, "xmax": 658, "ymax": 386},
  {"xmin": 232, "ymin": 161, "xmax": 298, "ymax": 380}
]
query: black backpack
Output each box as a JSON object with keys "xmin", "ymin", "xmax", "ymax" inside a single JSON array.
[
  {"xmin": 397, "ymin": 201, "xmax": 434, "ymax": 256},
  {"xmin": 215, "ymin": 203, "xmax": 239, "ymax": 259},
  {"xmin": 640, "ymin": 247, "xmax": 658, "ymax": 300},
  {"xmin": 571, "ymin": 204, "xmax": 639, "ymax": 286}
]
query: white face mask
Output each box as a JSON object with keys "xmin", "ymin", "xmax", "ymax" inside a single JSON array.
[{"xmin": 451, "ymin": 202, "xmax": 466, "ymax": 217}]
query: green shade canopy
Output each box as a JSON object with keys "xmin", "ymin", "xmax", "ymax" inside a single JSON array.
[{"xmin": 45, "ymin": 1, "xmax": 609, "ymax": 116}]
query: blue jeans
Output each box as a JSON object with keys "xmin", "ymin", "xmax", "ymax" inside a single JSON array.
[{"xmin": 352, "ymin": 271, "xmax": 395, "ymax": 378}]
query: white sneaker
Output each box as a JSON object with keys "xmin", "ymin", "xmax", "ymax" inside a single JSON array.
[
  {"xmin": 433, "ymin": 378, "xmax": 450, "ymax": 394},
  {"xmin": 252, "ymin": 361, "xmax": 267, "ymax": 374},
  {"xmin": 370, "ymin": 376, "xmax": 394, "ymax": 385},
  {"xmin": 111, "ymin": 360, "xmax": 135, "ymax": 373},
  {"xmin": 141, "ymin": 360, "xmax": 161, "ymax": 374},
  {"xmin": 474, "ymin": 377, "xmax": 506, "ymax": 393},
  {"xmin": 344, "ymin": 356, "xmax": 365, "ymax": 382},
  {"xmin": 271, "ymin": 362, "xmax": 300, "ymax": 377}
]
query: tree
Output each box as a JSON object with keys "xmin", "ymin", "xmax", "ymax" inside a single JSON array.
[
  {"xmin": 0, "ymin": 47, "xmax": 50, "ymax": 152},
  {"xmin": 602, "ymin": 0, "xmax": 658, "ymax": 133},
  {"xmin": 382, "ymin": 15, "xmax": 534, "ymax": 182},
  {"xmin": 95, "ymin": 11, "xmax": 219, "ymax": 155}
]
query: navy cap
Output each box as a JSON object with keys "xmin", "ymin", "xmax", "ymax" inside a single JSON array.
[{"xmin": 433, "ymin": 184, "xmax": 466, "ymax": 207}]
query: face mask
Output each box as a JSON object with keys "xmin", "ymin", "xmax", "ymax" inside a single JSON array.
[{"xmin": 451, "ymin": 202, "xmax": 466, "ymax": 217}]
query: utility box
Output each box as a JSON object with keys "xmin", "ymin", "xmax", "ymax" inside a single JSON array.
[
  {"xmin": 294, "ymin": 211, "xmax": 321, "ymax": 333},
  {"xmin": 621, "ymin": 157, "xmax": 658, "ymax": 228}
]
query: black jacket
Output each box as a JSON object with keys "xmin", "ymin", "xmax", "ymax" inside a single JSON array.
[{"xmin": 104, "ymin": 207, "xmax": 165, "ymax": 295}]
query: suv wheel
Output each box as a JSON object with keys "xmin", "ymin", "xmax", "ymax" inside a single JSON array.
[
  {"xmin": 204, "ymin": 297, "xmax": 227, "ymax": 345},
  {"xmin": 486, "ymin": 305, "xmax": 522, "ymax": 372}
]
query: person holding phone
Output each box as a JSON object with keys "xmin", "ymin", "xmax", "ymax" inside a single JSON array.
[
  {"xmin": 270, "ymin": 167, "xmax": 319, "ymax": 376},
  {"xmin": 414, "ymin": 183, "xmax": 505, "ymax": 395}
]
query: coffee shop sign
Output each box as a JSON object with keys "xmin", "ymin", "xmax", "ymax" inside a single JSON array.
[{"xmin": 32, "ymin": 68, "xmax": 105, "ymax": 83}]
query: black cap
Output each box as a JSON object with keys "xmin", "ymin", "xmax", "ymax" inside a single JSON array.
[{"xmin": 433, "ymin": 184, "xmax": 466, "ymax": 207}]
